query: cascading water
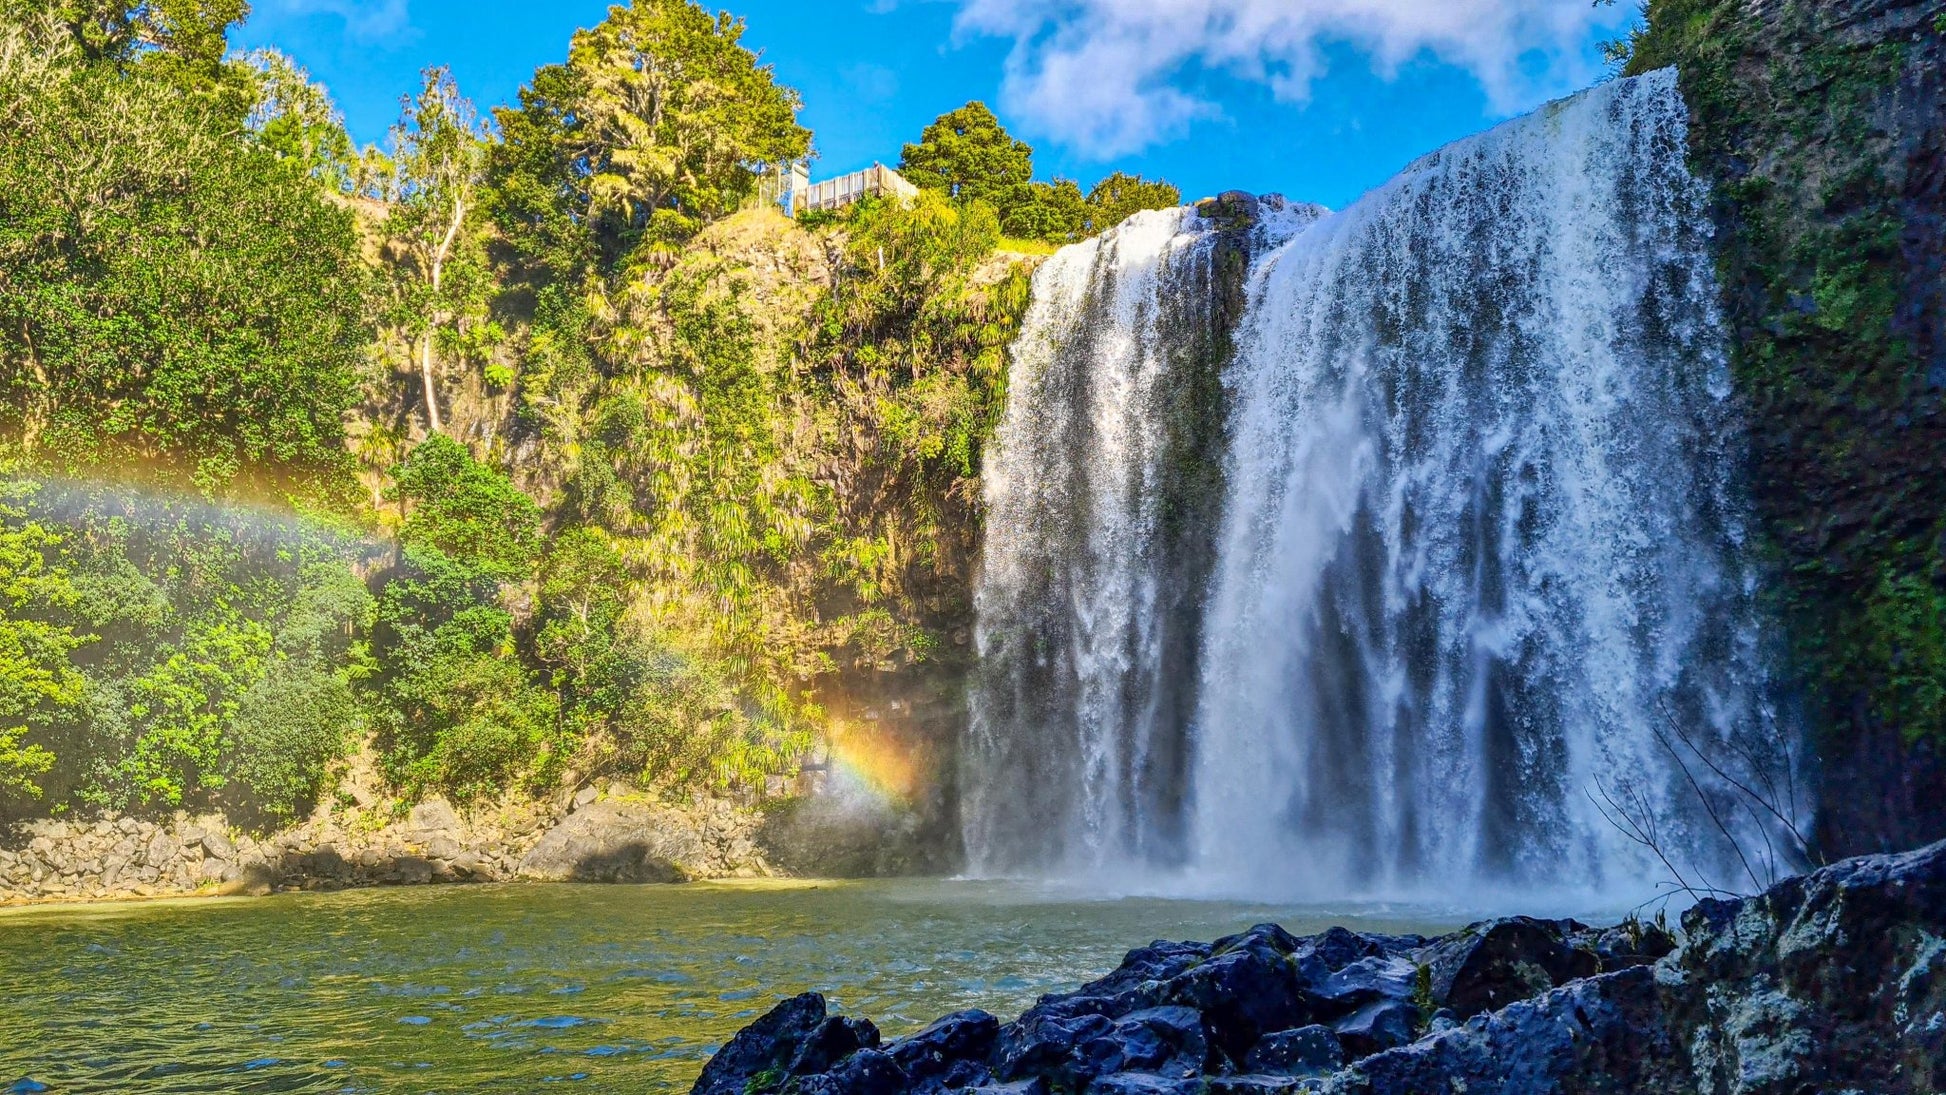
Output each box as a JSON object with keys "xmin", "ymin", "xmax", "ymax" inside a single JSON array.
[
  {"xmin": 962, "ymin": 199, "xmax": 1322, "ymax": 874},
  {"xmin": 964, "ymin": 69, "xmax": 1798, "ymax": 902}
]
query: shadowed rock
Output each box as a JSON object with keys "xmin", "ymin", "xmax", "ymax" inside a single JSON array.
[
  {"xmin": 517, "ymin": 801, "xmax": 696, "ymax": 883},
  {"xmin": 693, "ymin": 842, "xmax": 1946, "ymax": 1095}
]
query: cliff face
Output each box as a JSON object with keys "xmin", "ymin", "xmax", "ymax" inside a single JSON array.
[
  {"xmin": 1631, "ymin": 0, "xmax": 1946, "ymax": 855},
  {"xmin": 353, "ymin": 202, "xmax": 1036, "ymax": 873}
]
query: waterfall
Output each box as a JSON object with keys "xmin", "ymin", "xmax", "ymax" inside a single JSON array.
[
  {"xmin": 964, "ymin": 69, "xmax": 1798, "ymax": 902},
  {"xmin": 962, "ymin": 199, "xmax": 1323, "ymax": 875}
]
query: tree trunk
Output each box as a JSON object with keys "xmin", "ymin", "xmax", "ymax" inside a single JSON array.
[{"xmin": 421, "ymin": 196, "xmax": 466, "ymax": 434}]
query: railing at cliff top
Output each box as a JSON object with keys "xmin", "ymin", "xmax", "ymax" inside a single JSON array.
[{"xmin": 754, "ymin": 163, "xmax": 921, "ymax": 216}]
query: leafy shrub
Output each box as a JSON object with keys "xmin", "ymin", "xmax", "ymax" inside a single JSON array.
[{"xmin": 228, "ymin": 662, "xmax": 358, "ymax": 821}]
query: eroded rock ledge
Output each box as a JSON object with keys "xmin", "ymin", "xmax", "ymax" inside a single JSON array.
[
  {"xmin": 695, "ymin": 842, "xmax": 1946, "ymax": 1095},
  {"xmin": 0, "ymin": 785, "xmax": 773, "ymax": 905}
]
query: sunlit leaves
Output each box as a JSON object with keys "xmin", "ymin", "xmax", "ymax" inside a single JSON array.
[
  {"xmin": 0, "ymin": 21, "xmax": 367, "ymax": 497},
  {"xmin": 488, "ymin": 0, "xmax": 811, "ymax": 273}
]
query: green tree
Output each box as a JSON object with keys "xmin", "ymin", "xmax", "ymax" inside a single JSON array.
[
  {"xmin": 387, "ymin": 66, "xmax": 490, "ymax": 435},
  {"xmin": 116, "ymin": 613, "xmax": 271, "ymax": 806},
  {"xmin": 7, "ymin": 0, "xmax": 249, "ymax": 92},
  {"xmin": 490, "ymin": 0, "xmax": 811, "ymax": 271},
  {"xmin": 0, "ymin": 19, "xmax": 368, "ymax": 496},
  {"xmin": 0, "ymin": 482, "xmax": 86, "ymax": 803},
  {"xmin": 1085, "ymin": 171, "xmax": 1182, "ymax": 235},
  {"xmin": 370, "ymin": 544, "xmax": 565, "ymax": 802},
  {"xmin": 239, "ymin": 47, "xmax": 354, "ymax": 189},
  {"xmin": 1003, "ymin": 178, "xmax": 1088, "ymax": 244},
  {"xmin": 225, "ymin": 561, "xmax": 372, "ymax": 820},
  {"xmin": 899, "ymin": 101, "xmax": 1033, "ymax": 211},
  {"xmin": 389, "ymin": 435, "xmax": 543, "ymax": 581},
  {"xmin": 373, "ymin": 438, "xmax": 561, "ymax": 800}
]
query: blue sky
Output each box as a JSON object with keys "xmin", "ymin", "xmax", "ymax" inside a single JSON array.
[{"xmin": 233, "ymin": 0, "xmax": 1637, "ymax": 212}]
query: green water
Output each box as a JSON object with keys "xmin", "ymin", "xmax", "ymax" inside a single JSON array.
[{"xmin": 0, "ymin": 880, "xmax": 1457, "ymax": 1094}]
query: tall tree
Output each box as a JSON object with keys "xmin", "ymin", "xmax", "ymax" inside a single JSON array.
[
  {"xmin": 489, "ymin": 0, "xmax": 812, "ymax": 274},
  {"xmin": 6, "ymin": 0, "xmax": 250, "ymax": 97},
  {"xmin": 239, "ymin": 47, "xmax": 354, "ymax": 189},
  {"xmin": 899, "ymin": 101, "xmax": 1034, "ymax": 211},
  {"xmin": 0, "ymin": 16, "xmax": 367, "ymax": 495},
  {"xmin": 1004, "ymin": 178, "xmax": 1088, "ymax": 244},
  {"xmin": 388, "ymin": 66, "xmax": 487, "ymax": 435}
]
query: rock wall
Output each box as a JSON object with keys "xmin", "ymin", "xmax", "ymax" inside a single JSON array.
[
  {"xmin": 1629, "ymin": 0, "xmax": 1946, "ymax": 854},
  {"xmin": 0, "ymin": 785, "xmax": 772, "ymax": 906}
]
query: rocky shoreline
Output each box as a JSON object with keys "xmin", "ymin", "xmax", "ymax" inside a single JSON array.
[
  {"xmin": 0, "ymin": 784, "xmax": 775, "ymax": 907},
  {"xmin": 697, "ymin": 841, "xmax": 1946, "ymax": 1094}
]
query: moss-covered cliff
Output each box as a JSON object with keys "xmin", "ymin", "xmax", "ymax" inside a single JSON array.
[{"xmin": 1626, "ymin": 0, "xmax": 1946, "ymax": 853}]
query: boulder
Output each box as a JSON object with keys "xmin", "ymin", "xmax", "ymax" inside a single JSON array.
[
  {"xmin": 788, "ymin": 1016, "xmax": 881, "ymax": 1075},
  {"xmin": 408, "ymin": 798, "xmax": 461, "ymax": 834},
  {"xmin": 885, "ymin": 1010, "xmax": 999, "ymax": 1082},
  {"xmin": 1417, "ymin": 917, "xmax": 1599, "ymax": 1020},
  {"xmin": 217, "ymin": 859, "xmax": 276, "ymax": 897},
  {"xmin": 1330, "ymin": 1000, "xmax": 1417, "ymax": 1059},
  {"xmin": 1243, "ymin": 1025, "xmax": 1344, "ymax": 1077},
  {"xmin": 1318, "ymin": 965, "xmax": 1675, "ymax": 1095},
  {"xmin": 788, "ymin": 1049, "xmax": 907, "ymax": 1095},
  {"xmin": 516, "ymin": 800, "xmax": 701, "ymax": 883},
  {"xmin": 389, "ymin": 856, "xmax": 433, "ymax": 885},
  {"xmin": 1158, "ymin": 926, "xmax": 1308, "ymax": 1059},
  {"xmin": 201, "ymin": 828, "xmax": 235, "ymax": 860},
  {"xmin": 691, "ymin": 992, "xmax": 831, "ymax": 1095}
]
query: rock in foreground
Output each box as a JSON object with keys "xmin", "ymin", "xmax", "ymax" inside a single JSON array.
[{"xmin": 694, "ymin": 841, "xmax": 1946, "ymax": 1095}]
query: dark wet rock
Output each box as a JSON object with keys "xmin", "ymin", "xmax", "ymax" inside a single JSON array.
[
  {"xmin": 692, "ymin": 992, "xmax": 829, "ymax": 1095},
  {"xmin": 785, "ymin": 1049, "xmax": 906, "ymax": 1095},
  {"xmin": 1319, "ymin": 965, "xmax": 1676, "ymax": 1095},
  {"xmin": 1207, "ymin": 1078, "xmax": 1310, "ymax": 1095},
  {"xmin": 1157, "ymin": 926, "xmax": 1308, "ymax": 1059},
  {"xmin": 695, "ymin": 842, "xmax": 1946, "ymax": 1095},
  {"xmin": 1304, "ymin": 955, "xmax": 1415, "ymax": 1022},
  {"xmin": 1243, "ymin": 1025, "xmax": 1344, "ymax": 1077},
  {"xmin": 1304, "ymin": 927, "xmax": 1389, "ymax": 971},
  {"xmin": 1086, "ymin": 1073, "xmax": 1202, "ymax": 1095},
  {"xmin": 961, "ymin": 1080, "xmax": 1047, "ymax": 1095},
  {"xmin": 1076, "ymin": 940, "xmax": 1212, "ymax": 1009},
  {"xmin": 789, "ymin": 1017, "xmax": 882, "ymax": 1076},
  {"xmin": 1093, "ymin": 1007, "xmax": 1209, "ymax": 1078},
  {"xmin": 1568, "ymin": 920, "xmax": 1676, "ymax": 971},
  {"xmin": 1330, "ymin": 1000, "xmax": 1418, "ymax": 1059},
  {"xmin": 1417, "ymin": 916, "xmax": 1601, "ymax": 1020},
  {"xmin": 992, "ymin": 1008, "xmax": 1114, "ymax": 1085},
  {"xmin": 885, "ymin": 1010, "xmax": 999, "ymax": 1082}
]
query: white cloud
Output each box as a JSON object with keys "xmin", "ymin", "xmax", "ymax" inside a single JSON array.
[
  {"xmin": 272, "ymin": 0, "xmax": 413, "ymax": 42},
  {"xmin": 952, "ymin": 0, "xmax": 1625, "ymax": 157}
]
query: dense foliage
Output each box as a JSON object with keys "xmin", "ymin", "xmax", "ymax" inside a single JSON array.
[
  {"xmin": 490, "ymin": 0, "xmax": 812, "ymax": 273},
  {"xmin": 0, "ymin": 0, "xmax": 1057, "ymax": 828},
  {"xmin": 0, "ymin": 16, "xmax": 367, "ymax": 497},
  {"xmin": 901, "ymin": 101, "xmax": 1180, "ymax": 245}
]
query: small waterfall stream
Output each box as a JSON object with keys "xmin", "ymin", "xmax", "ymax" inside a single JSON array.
[{"xmin": 964, "ymin": 69, "xmax": 1797, "ymax": 901}]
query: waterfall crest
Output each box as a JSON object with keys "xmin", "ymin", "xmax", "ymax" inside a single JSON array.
[{"xmin": 965, "ymin": 69, "xmax": 1796, "ymax": 902}]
